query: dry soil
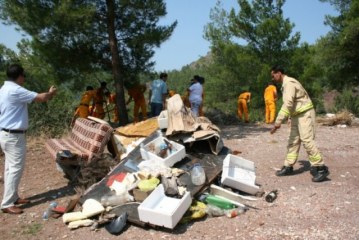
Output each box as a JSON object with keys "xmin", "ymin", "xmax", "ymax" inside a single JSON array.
[{"xmin": 0, "ymin": 122, "xmax": 358, "ymax": 240}]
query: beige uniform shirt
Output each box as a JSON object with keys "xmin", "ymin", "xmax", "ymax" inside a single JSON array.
[{"xmin": 275, "ymin": 75, "xmax": 313, "ymax": 125}]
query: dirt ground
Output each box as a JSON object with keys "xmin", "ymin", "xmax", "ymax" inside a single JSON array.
[{"xmin": 0, "ymin": 122, "xmax": 358, "ymax": 240}]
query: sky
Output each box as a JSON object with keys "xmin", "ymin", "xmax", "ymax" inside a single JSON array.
[{"xmin": 0, "ymin": 0, "xmax": 338, "ymax": 72}]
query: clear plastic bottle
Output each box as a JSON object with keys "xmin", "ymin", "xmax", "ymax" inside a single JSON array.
[
  {"xmin": 191, "ymin": 163, "xmax": 206, "ymax": 185},
  {"xmin": 42, "ymin": 202, "xmax": 58, "ymax": 220},
  {"xmin": 100, "ymin": 194, "xmax": 127, "ymax": 207}
]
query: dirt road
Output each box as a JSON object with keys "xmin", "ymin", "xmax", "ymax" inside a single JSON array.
[{"xmin": 0, "ymin": 123, "xmax": 358, "ymax": 239}]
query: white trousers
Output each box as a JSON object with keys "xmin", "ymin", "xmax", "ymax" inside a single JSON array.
[{"xmin": 0, "ymin": 131, "xmax": 26, "ymax": 209}]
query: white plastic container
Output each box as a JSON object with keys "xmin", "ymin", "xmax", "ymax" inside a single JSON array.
[
  {"xmin": 157, "ymin": 110, "xmax": 168, "ymax": 129},
  {"xmin": 191, "ymin": 163, "xmax": 206, "ymax": 185},
  {"xmin": 140, "ymin": 136, "xmax": 186, "ymax": 167},
  {"xmin": 138, "ymin": 184, "xmax": 191, "ymax": 229},
  {"xmin": 221, "ymin": 154, "xmax": 260, "ymax": 195}
]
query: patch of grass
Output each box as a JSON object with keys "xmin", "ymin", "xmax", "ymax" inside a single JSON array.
[{"xmin": 21, "ymin": 223, "xmax": 42, "ymax": 236}]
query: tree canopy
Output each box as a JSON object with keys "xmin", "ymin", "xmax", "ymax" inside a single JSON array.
[{"xmin": 0, "ymin": 0, "xmax": 177, "ymax": 125}]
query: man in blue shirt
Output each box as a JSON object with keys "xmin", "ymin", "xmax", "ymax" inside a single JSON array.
[
  {"xmin": 0, "ymin": 64, "xmax": 57, "ymax": 214},
  {"xmin": 148, "ymin": 73, "xmax": 168, "ymax": 117}
]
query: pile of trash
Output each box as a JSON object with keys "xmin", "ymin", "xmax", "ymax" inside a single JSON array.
[{"xmin": 47, "ymin": 94, "xmax": 267, "ymax": 235}]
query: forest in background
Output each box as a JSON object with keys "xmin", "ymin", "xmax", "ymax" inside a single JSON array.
[{"xmin": 0, "ymin": 0, "xmax": 358, "ymax": 136}]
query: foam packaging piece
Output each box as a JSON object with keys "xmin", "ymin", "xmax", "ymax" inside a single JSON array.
[
  {"xmin": 221, "ymin": 154, "xmax": 260, "ymax": 195},
  {"xmin": 140, "ymin": 136, "xmax": 186, "ymax": 167},
  {"xmin": 138, "ymin": 184, "xmax": 191, "ymax": 229}
]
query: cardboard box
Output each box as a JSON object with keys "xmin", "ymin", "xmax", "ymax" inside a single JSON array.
[
  {"xmin": 132, "ymin": 188, "xmax": 153, "ymax": 202},
  {"xmin": 221, "ymin": 154, "xmax": 260, "ymax": 195},
  {"xmin": 140, "ymin": 136, "xmax": 186, "ymax": 167},
  {"xmin": 138, "ymin": 184, "xmax": 191, "ymax": 229},
  {"xmin": 157, "ymin": 110, "xmax": 168, "ymax": 129}
]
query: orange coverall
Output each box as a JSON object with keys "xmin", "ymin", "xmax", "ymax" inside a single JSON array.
[
  {"xmin": 237, "ymin": 92, "xmax": 251, "ymax": 122},
  {"xmin": 75, "ymin": 89, "xmax": 96, "ymax": 118},
  {"xmin": 109, "ymin": 93, "xmax": 119, "ymax": 122},
  {"xmin": 168, "ymin": 90, "xmax": 176, "ymax": 97},
  {"xmin": 127, "ymin": 84, "xmax": 147, "ymax": 122},
  {"xmin": 264, "ymin": 85, "xmax": 277, "ymax": 123},
  {"xmin": 92, "ymin": 88, "xmax": 107, "ymax": 119}
]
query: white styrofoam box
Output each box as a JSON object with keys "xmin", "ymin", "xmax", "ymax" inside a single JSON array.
[
  {"xmin": 138, "ymin": 184, "xmax": 191, "ymax": 229},
  {"xmin": 157, "ymin": 110, "xmax": 168, "ymax": 129},
  {"xmin": 221, "ymin": 154, "xmax": 260, "ymax": 195},
  {"xmin": 140, "ymin": 136, "xmax": 186, "ymax": 167}
]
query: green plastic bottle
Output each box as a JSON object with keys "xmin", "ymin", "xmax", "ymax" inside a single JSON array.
[{"xmin": 204, "ymin": 194, "xmax": 235, "ymax": 209}]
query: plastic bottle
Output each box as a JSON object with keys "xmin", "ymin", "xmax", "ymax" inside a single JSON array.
[
  {"xmin": 224, "ymin": 207, "xmax": 245, "ymax": 218},
  {"xmin": 205, "ymin": 204, "xmax": 226, "ymax": 217},
  {"xmin": 265, "ymin": 189, "xmax": 278, "ymax": 203},
  {"xmin": 204, "ymin": 194, "xmax": 235, "ymax": 209},
  {"xmin": 42, "ymin": 202, "xmax": 58, "ymax": 220},
  {"xmin": 100, "ymin": 194, "xmax": 127, "ymax": 207},
  {"xmin": 191, "ymin": 163, "xmax": 206, "ymax": 185},
  {"xmin": 140, "ymin": 143, "xmax": 149, "ymax": 160}
]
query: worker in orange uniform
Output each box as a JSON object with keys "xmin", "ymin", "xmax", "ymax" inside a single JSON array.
[
  {"xmin": 237, "ymin": 91, "xmax": 251, "ymax": 123},
  {"xmin": 109, "ymin": 93, "xmax": 119, "ymax": 123},
  {"xmin": 168, "ymin": 90, "xmax": 176, "ymax": 97},
  {"xmin": 126, "ymin": 84, "xmax": 147, "ymax": 123},
  {"xmin": 74, "ymin": 86, "xmax": 96, "ymax": 118},
  {"xmin": 92, "ymin": 81, "xmax": 109, "ymax": 119},
  {"xmin": 264, "ymin": 82, "xmax": 278, "ymax": 124}
]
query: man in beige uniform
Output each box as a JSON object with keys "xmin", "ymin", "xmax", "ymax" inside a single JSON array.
[{"xmin": 270, "ymin": 66, "xmax": 329, "ymax": 182}]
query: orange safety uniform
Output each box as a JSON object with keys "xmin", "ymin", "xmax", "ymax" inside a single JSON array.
[
  {"xmin": 168, "ymin": 90, "xmax": 176, "ymax": 97},
  {"xmin": 75, "ymin": 89, "xmax": 96, "ymax": 118},
  {"xmin": 109, "ymin": 93, "xmax": 119, "ymax": 123},
  {"xmin": 127, "ymin": 84, "xmax": 147, "ymax": 123},
  {"xmin": 237, "ymin": 92, "xmax": 251, "ymax": 122},
  {"xmin": 264, "ymin": 84, "xmax": 277, "ymax": 123},
  {"xmin": 92, "ymin": 88, "xmax": 107, "ymax": 119},
  {"xmin": 182, "ymin": 90, "xmax": 191, "ymax": 108}
]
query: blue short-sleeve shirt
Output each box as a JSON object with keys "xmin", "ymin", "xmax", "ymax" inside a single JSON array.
[{"xmin": 150, "ymin": 79, "xmax": 167, "ymax": 104}]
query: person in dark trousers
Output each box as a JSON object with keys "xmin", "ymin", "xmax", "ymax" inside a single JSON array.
[
  {"xmin": 148, "ymin": 73, "xmax": 168, "ymax": 117},
  {"xmin": 0, "ymin": 64, "xmax": 57, "ymax": 214}
]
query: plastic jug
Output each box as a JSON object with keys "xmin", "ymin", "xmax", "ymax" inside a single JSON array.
[{"xmin": 191, "ymin": 163, "xmax": 206, "ymax": 185}]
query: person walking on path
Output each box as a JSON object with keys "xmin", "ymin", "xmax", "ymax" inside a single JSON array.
[
  {"xmin": 0, "ymin": 64, "xmax": 57, "ymax": 214},
  {"xmin": 237, "ymin": 91, "xmax": 251, "ymax": 123},
  {"xmin": 148, "ymin": 73, "xmax": 168, "ymax": 117},
  {"xmin": 270, "ymin": 65, "xmax": 329, "ymax": 182},
  {"xmin": 264, "ymin": 82, "xmax": 278, "ymax": 124}
]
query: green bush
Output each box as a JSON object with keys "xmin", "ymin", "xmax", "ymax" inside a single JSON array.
[
  {"xmin": 333, "ymin": 88, "xmax": 359, "ymax": 117},
  {"xmin": 28, "ymin": 88, "xmax": 76, "ymax": 137}
]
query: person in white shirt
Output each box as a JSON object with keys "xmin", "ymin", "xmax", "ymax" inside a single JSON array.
[
  {"xmin": 188, "ymin": 75, "xmax": 203, "ymax": 117},
  {"xmin": 0, "ymin": 64, "xmax": 57, "ymax": 214}
]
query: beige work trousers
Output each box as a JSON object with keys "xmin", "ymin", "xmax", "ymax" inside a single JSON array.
[{"xmin": 284, "ymin": 109, "xmax": 324, "ymax": 167}]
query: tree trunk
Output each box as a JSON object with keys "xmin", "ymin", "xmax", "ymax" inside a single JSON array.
[{"xmin": 106, "ymin": 0, "xmax": 128, "ymax": 126}]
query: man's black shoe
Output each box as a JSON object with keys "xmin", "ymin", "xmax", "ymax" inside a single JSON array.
[
  {"xmin": 312, "ymin": 165, "xmax": 329, "ymax": 182},
  {"xmin": 275, "ymin": 166, "xmax": 293, "ymax": 176}
]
